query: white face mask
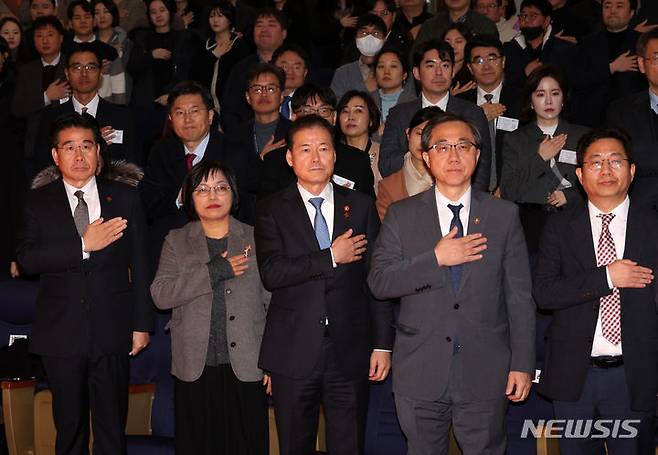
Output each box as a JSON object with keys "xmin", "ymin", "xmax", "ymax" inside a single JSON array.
[{"xmin": 356, "ymin": 35, "xmax": 384, "ymax": 57}]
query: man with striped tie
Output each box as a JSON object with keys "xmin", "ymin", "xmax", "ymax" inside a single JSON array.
[
  {"xmin": 254, "ymin": 114, "xmax": 394, "ymax": 455},
  {"xmin": 534, "ymin": 127, "xmax": 658, "ymax": 454}
]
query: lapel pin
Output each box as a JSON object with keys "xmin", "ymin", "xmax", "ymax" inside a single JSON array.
[
  {"xmin": 473, "ymin": 217, "xmax": 480, "ymax": 225},
  {"xmin": 243, "ymin": 245, "xmax": 252, "ymax": 258},
  {"xmin": 106, "ymin": 196, "xmax": 112, "ymax": 202},
  {"xmin": 343, "ymin": 205, "xmax": 351, "ymax": 219}
]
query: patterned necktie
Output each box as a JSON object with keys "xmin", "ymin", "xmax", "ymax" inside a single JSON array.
[
  {"xmin": 484, "ymin": 93, "xmax": 494, "ymax": 104},
  {"xmin": 280, "ymin": 95, "xmax": 292, "ymax": 119},
  {"xmin": 596, "ymin": 213, "xmax": 621, "ymax": 345},
  {"xmin": 73, "ymin": 190, "xmax": 90, "ymax": 238},
  {"xmin": 448, "ymin": 204, "xmax": 464, "ymax": 293},
  {"xmin": 185, "ymin": 153, "xmax": 196, "ymax": 171},
  {"xmin": 309, "ymin": 197, "xmax": 331, "ymax": 250}
]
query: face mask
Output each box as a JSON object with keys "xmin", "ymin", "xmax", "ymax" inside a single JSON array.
[
  {"xmin": 520, "ymin": 26, "xmax": 544, "ymax": 41},
  {"xmin": 356, "ymin": 35, "xmax": 384, "ymax": 57}
]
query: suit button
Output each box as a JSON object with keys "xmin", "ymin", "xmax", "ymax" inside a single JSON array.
[
  {"xmin": 446, "ymin": 337, "xmax": 452, "ymax": 343},
  {"xmin": 226, "ymin": 289, "xmax": 232, "ymax": 295},
  {"xmin": 319, "ymin": 319, "xmax": 325, "ymax": 325},
  {"xmin": 453, "ymin": 304, "xmax": 459, "ymax": 309},
  {"xmin": 229, "ymin": 315, "xmax": 235, "ymax": 321},
  {"xmin": 230, "ymin": 342, "xmax": 236, "ymax": 348}
]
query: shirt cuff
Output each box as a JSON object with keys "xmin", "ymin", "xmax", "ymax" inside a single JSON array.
[
  {"xmin": 329, "ymin": 247, "xmax": 337, "ymax": 268},
  {"xmin": 605, "ymin": 266, "xmax": 614, "ymax": 289},
  {"xmin": 373, "ymin": 349, "xmax": 392, "ymax": 353},
  {"xmin": 81, "ymin": 238, "xmax": 90, "ymax": 260},
  {"xmin": 43, "ymin": 92, "xmax": 51, "ymax": 106}
]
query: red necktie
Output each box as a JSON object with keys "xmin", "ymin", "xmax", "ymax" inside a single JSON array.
[
  {"xmin": 185, "ymin": 153, "xmax": 196, "ymax": 171},
  {"xmin": 596, "ymin": 213, "xmax": 621, "ymax": 345}
]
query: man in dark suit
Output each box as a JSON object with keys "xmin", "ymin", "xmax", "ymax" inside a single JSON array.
[
  {"xmin": 378, "ymin": 39, "xmax": 492, "ymax": 191},
  {"xmin": 258, "ymin": 83, "xmax": 375, "ymax": 198},
  {"xmin": 606, "ymin": 28, "xmax": 658, "ymax": 211},
  {"xmin": 459, "ymin": 35, "xmax": 521, "ymax": 190},
  {"xmin": 33, "ymin": 44, "xmax": 139, "ymax": 174},
  {"xmin": 255, "ymin": 115, "xmax": 394, "ymax": 455},
  {"xmin": 140, "ymin": 81, "xmax": 225, "ymax": 272},
  {"xmin": 533, "ymin": 127, "xmax": 658, "ymax": 454},
  {"xmin": 17, "ymin": 112, "xmax": 152, "ymax": 455},
  {"xmin": 369, "ymin": 113, "xmax": 535, "ymax": 454}
]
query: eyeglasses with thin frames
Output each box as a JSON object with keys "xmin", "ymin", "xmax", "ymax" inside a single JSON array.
[
  {"xmin": 582, "ymin": 158, "xmax": 630, "ymax": 171},
  {"xmin": 427, "ymin": 141, "xmax": 477, "ymax": 154},
  {"xmin": 193, "ymin": 184, "xmax": 232, "ymax": 196},
  {"xmin": 248, "ymin": 84, "xmax": 280, "ymax": 95},
  {"xmin": 470, "ymin": 55, "xmax": 503, "ymax": 66}
]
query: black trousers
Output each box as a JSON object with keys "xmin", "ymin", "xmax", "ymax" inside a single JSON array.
[
  {"xmin": 173, "ymin": 363, "xmax": 269, "ymax": 455},
  {"xmin": 270, "ymin": 337, "xmax": 369, "ymax": 455},
  {"xmin": 41, "ymin": 353, "xmax": 129, "ymax": 455}
]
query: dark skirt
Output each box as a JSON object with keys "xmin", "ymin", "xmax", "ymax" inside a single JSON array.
[{"xmin": 173, "ymin": 363, "xmax": 269, "ymax": 455}]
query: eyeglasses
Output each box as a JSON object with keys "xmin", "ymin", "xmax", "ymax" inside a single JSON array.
[
  {"xmin": 470, "ymin": 54, "xmax": 503, "ymax": 66},
  {"xmin": 248, "ymin": 84, "xmax": 280, "ymax": 95},
  {"xmin": 56, "ymin": 141, "xmax": 97, "ymax": 154},
  {"xmin": 171, "ymin": 107, "xmax": 207, "ymax": 119},
  {"xmin": 428, "ymin": 141, "xmax": 476, "ymax": 154},
  {"xmin": 641, "ymin": 55, "xmax": 658, "ymax": 66},
  {"xmin": 582, "ymin": 158, "xmax": 629, "ymax": 171},
  {"xmin": 194, "ymin": 184, "xmax": 232, "ymax": 196},
  {"xmin": 356, "ymin": 29, "xmax": 384, "ymax": 39},
  {"xmin": 294, "ymin": 106, "xmax": 334, "ymax": 118},
  {"xmin": 68, "ymin": 63, "xmax": 100, "ymax": 72}
]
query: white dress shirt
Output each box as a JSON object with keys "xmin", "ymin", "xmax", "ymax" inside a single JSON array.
[
  {"xmin": 63, "ymin": 177, "xmax": 101, "ymax": 260},
  {"xmin": 421, "ymin": 91, "xmax": 450, "ymax": 111},
  {"xmin": 297, "ymin": 182, "xmax": 335, "ymax": 241},
  {"xmin": 72, "ymin": 94, "xmax": 100, "ymax": 117},
  {"xmin": 588, "ymin": 196, "xmax": 629, "ymax": 357},
  {"xmin": 184, "ymin": 132, "xmax": 210, "ymax": 166},
  {"xmin": 435, "ymin": 186, "xmax": 472, "ymax": 239}
]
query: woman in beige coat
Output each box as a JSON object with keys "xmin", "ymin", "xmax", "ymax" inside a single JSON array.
[{"xmin": 151, "ymin": 160, "xmax": 270, "ymax": 455}]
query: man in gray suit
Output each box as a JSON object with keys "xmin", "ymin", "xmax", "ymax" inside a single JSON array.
[{"xmin": 368, "ymin": 112, "xmax": 535, "ymax": 454}]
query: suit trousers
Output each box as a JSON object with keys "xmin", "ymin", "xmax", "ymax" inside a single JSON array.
[
  {"xmin": 553, "ymin": 365, "xmax": 655, "ymax": 455},
  {"xmin": 270, "ymin": 336, "xmax": 369, "ymax": 455},
  {"xmin": 41, "ymin": 353, "xmax": 129, "ymax": 455},
  {"xmin": 395, "ymin": 350, "xmax": 507, "ymax": 455}
]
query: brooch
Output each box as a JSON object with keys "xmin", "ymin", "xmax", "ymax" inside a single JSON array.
[
  {"xmin": 473, "ymin": 217, "xmax": 480, "ymax": 225},
  {"xmin": 343, "ymin": 205, "xmax": 351, "ymax": 219},
  {"xmin": 243, "ymin": 245, "xmax": 252, "ymax": 258},
  {"xmin": 106, "ymin": 196, "xmax": 113, "ymax": 202}
]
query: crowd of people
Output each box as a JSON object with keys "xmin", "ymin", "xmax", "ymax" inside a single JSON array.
[{"xmin": 2, "ymin": 0, "xmax": 658, "ymax": 454}]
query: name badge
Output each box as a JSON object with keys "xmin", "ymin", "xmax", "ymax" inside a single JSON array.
[
  {"xmin": 496, "ymin": 116, "xmax": 519, "ymax": 132},
  {"xmin": 113, "ymin": 129, "xmax": 124, "ymax": 144},
  {"xmin": 332, "ymin": 174, "xmax": 355, "ymax": 190},
  {"xmin": 558, "ymin": 149, "xmax": 577, "ymax": 165},
  {"xmin": 533, "ymin": 369, "xmax": 541, "ymax": 384}
]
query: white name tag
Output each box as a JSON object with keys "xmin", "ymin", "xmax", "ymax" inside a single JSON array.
[
  {"xmin": 113, "ymin": 129, "xmax": 124, "ymax": 144},
  {"xmin": 533, "ymin": 369, "xmax": 541, "ymax": 384},
  {"xmin": 496, "ymin": 116, "xmax": 519, "ymax": 132},
  {"xmin": 558, "ymin": 149, "xmax": 577, "ymax": 165},
  {"xmin": 332, "ymin": 174, "xmax": 355, "ymax": 190}
]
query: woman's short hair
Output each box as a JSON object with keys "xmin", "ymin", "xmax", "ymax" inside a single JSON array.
[
  {"xmin": 182, "ymin": 160, "xmax": 239, "ymax": 220},
  {"xmin": 202, "ymin": 1, "xmax": 236, "ymax": 38},
  {"xmin": 520, "ymin": 64, "xmax": 568, "ymax": 123},
  {"xmin": 92, "ymin": 0, "xmax": 120, "ymax": 28},
  {"xmin": 439, "ymin": 22, "xmax": 473, "ymax": 43},
  {"xmin": 372, "ymin": 46, "xmax": 409, "ymax": 77},
  {"xmin": 146, "ymin": 0, "xmax": 176, "ymax": 27},
  {"xmin": 336, "ymin": 90, "xmax": 381, "ymax": 138}
]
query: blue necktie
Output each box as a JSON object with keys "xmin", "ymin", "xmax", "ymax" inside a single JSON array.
[
  {"xmin": 309, "ymin": 197, "xmax": 331, "ymax": 250},
  {"xmin": 448, "ymin": 204, "xmax": 463, "ymax": 293},
  {"xmin": 280, "ymin": 95, "xmax": 292, "ymax": 119}
]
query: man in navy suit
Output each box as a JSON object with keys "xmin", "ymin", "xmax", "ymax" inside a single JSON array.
[
  {"xmin": 255, "ymin": 115, "xmax": 394, "ymax": 455},
  {"xmin": 378, "ymin": 39, "xmax": 492, "ymax": 191},
  {"xmin": 18, "ymin": 112, "xmax": 152, "ymax": 455},
  {"xmin": 534, "ymin": 127, "xmax": 658, "ymax": 454}
]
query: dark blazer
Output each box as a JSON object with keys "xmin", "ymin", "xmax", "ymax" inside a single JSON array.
[
  {"xmin": 573, "ymin": 27, "xmax": 646, "ymax": 127},
  {"xmin": 17, "ymin": 178, "xmax": 153, "ymax": 357},
  {"xmin": 457, "ymin": 83, "xmax": 522, "ymax": 186},
  {"xmin": 33, "ymin": 97, "xmax": 140, "ymax": 173},
  {"xmin": 11, "ymin": 58, "xmax": 66, "ymax": 119},
  {"xmin": 368, "ymin": 189, "xmax": 535, "ymax": 401},
  {"xmin": 219, "ymin": 53, "xmax": 260, "ymax": 132},
  {"xmin": 533, "ymin": 201, "xmax": 658, "ymax": 411},
  {"xmin": 255, "ymin": 183, "xmax": 394, "ymax": 379},
  {"xmin": 605, "ymin": 91, "xmax": 658, "ymax": 210},
  {"xmin": 258, "ymin": 142, "xmax": 375, "ymax": 199},
  {"xmin": 500, "ymin": 119, "xmax": 588, "ymax": 205},
  {"xmin": 378, "ymin": 96, "xmax": 492, "ymax": 191}
]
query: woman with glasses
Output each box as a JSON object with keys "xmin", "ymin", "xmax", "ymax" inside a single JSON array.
[
  {"xmin": 370, "ymin": 47, "xmax": 416, "ymax": 125},
  {"xmin": 441, "ymin": 23, "xmax": 476, "ymax": 96},
  {"xmin": 500, "ymin": 64, "xmax": 589, "ymax": 251},
  {"xmin": 190, "ymin": 1, "xmax": 249, "ymax": 115},
  {"xmin": 331, "ymin": 13, "xmax": 387, "ymax": 100},
  {"xmin": 151, "ymin": 160, "xmax": 270, "ymax": 455},
  {"xmin": 337, "ymin": 90, "xmax": 382, "ymax": 190}
]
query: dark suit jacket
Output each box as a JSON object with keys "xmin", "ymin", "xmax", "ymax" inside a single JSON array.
[
  {"xmin": 259, "ymin": 142, "xmax": 375, "ymax": 199},
  {"xmin": 219, "ymin": 53, "xmax": 260, "ymax": 132},
  {"xmin": 255, "ymin": 183, "xmax": 394, "ymax": 379},
  {"xmin": 368, "ymin": 189, "xmax": 535, "ymax": 401},
  {"xmin": 573, "ymin": 27, "xmax": 646, "ymax": 127},
  {"xmin": 17, "ymin": 178, "xmax": 153, "ymax": 357},
  {"xmin": 533, "ymin": 201, "xmax": 658, "ymax": 411},
  {"xmin": 500, "ymin": 119, "xmax": 588, "ymax": 205},
  {"xmin": 33, "ymin": 97, "xmax": 140, "ymax": 173},
  {"xmin": 606, "ymin": 91, "xmax": 658, "ymax": 210},
  {"xmin": 457, "ymin": 83, "xmax": 522, "ymax": 186},
  {"xmin": 378, "ymin": 96, "xmax": 492, "ymax": 191},
  {"xmin": 11, "ymin": 58, "xmax": 66, "ymax": 119}
]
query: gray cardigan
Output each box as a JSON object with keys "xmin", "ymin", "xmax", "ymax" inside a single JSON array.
[{"xmin": 151, "ymin": 217, "xmax": 270, "ymax": 382}]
